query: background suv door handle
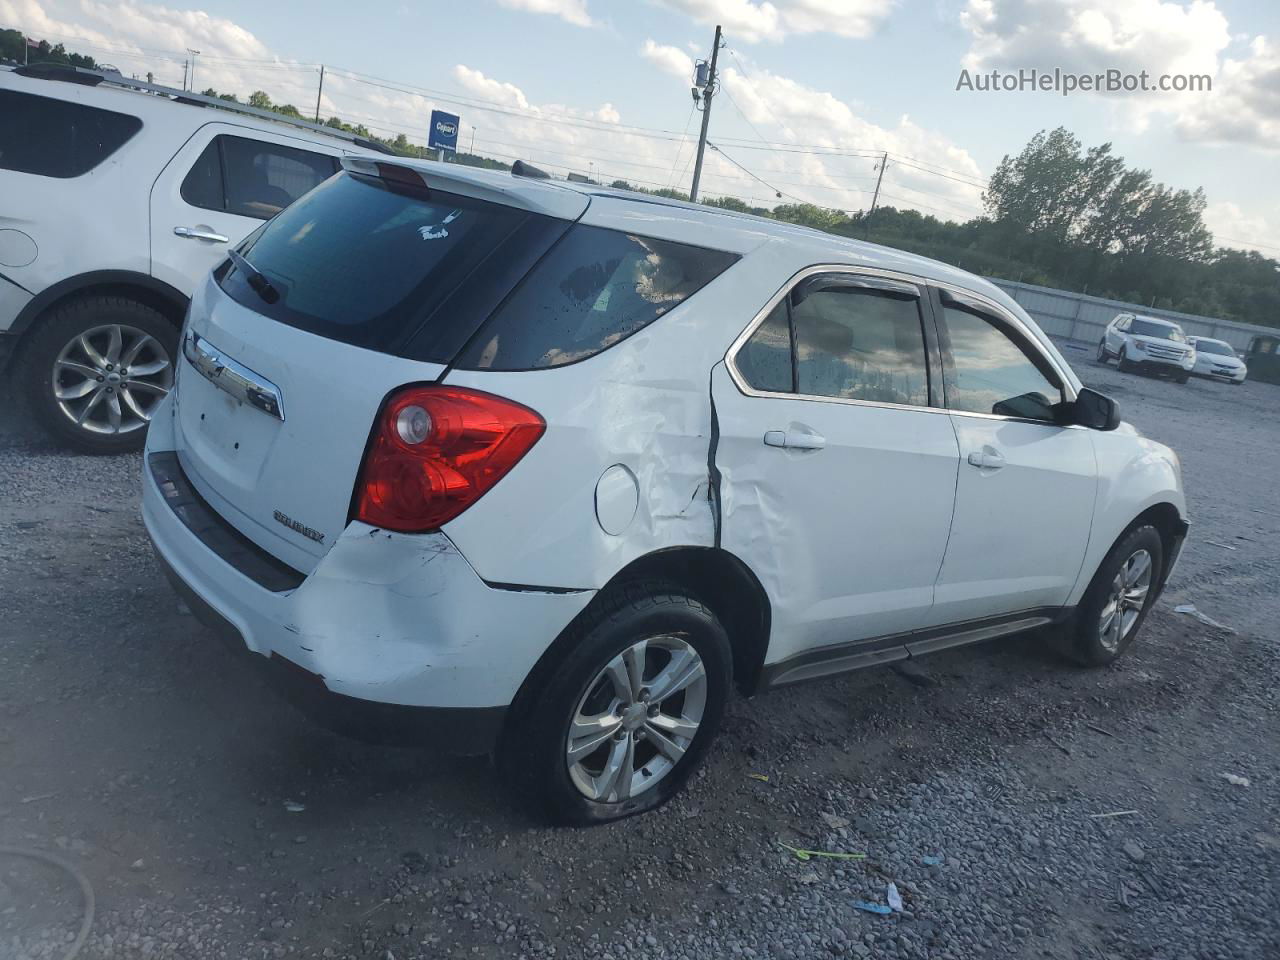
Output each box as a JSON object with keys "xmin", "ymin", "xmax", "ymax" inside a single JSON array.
[
  {"xmin": 174, "ymin": 225, "xmax": 230, "ymax": 243},
  {"xmin": 966, "ymin": 449, "xmax": 1006, "ymax": 470},
  {"xmin": 764, "ymin": 428, "xmax": 826, "ymax": 450}
]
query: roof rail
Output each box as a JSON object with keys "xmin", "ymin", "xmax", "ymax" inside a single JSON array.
[
  {"xmin": 511, "ymin": 160, "xmax": 552, "ymax": 180},
  {"xmin": 14, "ymin": 64, "xmax": 395, "ymax": 156}
]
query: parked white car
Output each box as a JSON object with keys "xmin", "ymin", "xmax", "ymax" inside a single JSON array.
[
  {"xmin": 1187, "ymin": 336, "xmax": 1247, "ymax": 384},
  {"xmin": 1097, "ymin": 313, "xmax": 1196, "ymax": 382},
  {"xmin": 0, "ymin": 63, "xmax": 386, "ymax": 453},
  {"xmin": 144, "ymin": 158, "xmax": 1188, "ymax": 823}
]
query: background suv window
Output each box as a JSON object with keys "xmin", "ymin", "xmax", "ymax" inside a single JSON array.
[
  {"xmin": 942, "ymin": 306, "xmax": 1062, "ymax": 421},
  {"xmin": 791, "ymin": 285, "xmax": 930, "ymax": 406},
  {"xmin": 0, "ymin": 90, "xmax": 141, "ymax": 178},
  {"xmin": 181, "ymin": 135, "xmax": 338, "ymax": 219}
]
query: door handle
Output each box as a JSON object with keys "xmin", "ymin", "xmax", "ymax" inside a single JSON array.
[
  {"xmin": 966, "ymin": 449, "xmax": 1006, "ymax": 470},
  {"xmin": 174, "ymin": 225, "xmax": 230, "ymax": 243},
  {"xmin": 764, "ymin": 429, "xmax": 826, "ymax": 450}
]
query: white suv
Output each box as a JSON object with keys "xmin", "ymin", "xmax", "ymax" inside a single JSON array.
[
  {"xmin": 1097, "ymin": 313, "xmax": 1196, "ymax": 382},
  {"xmin": 143, "ymin": 158, "xmax": 1188, "ymax": 824},
  {"xmin": 0, "ymin": 63, "xmax": 385, "ymax": 453}
]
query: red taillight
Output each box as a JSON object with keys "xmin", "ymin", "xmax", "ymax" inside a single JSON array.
[{"xmin": 354, "ymin": 386, "xmax": 544, "ymax": 532}]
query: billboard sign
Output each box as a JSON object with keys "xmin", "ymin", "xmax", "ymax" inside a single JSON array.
[{"xmin": 428, "ymin": 110, "xmax": 460, "ymax": 152}]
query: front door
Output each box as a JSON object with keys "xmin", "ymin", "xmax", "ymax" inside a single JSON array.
[
  {"xmin": 149, "ymin": 122, "xmax": 344, "ymax": 296},
  {"xmin": 711, "ymin": 271, "xmax": 960, "ymax": 665},
  {"xmin": 931, "ymin": 292, "xmax": 1097, "ymax": 623}
]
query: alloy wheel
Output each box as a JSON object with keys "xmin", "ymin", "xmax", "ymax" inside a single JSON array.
[
  {"xmin": 1098, "ymin": 548, "xmax": 1152, "ymax": 653},
  {"xmin": 566, "ymin": 635, "xmax": 707, "ymax": 803},
  {"xmin": 52, "ymin": 324, "xmax": 174, "ymax": 436}
]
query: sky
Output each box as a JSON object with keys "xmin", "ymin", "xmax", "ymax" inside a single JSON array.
[{"xmin": 6, "ymin": 0, "xmax": 1280, "ymax": 255}]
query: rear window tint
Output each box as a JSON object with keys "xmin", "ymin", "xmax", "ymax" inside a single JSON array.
[
  {"xmin": 0, "ymin": 90, "xmax": 141, "ymax": 178},
  {"xmin": 455, "ymin": 225, "xmax": 739, "ymax": 370},
  {"xmin": 181, "ymin": 135, "xmax": 339, "ymax": 220},
  {"xmin": 222, "ymin": 171, "xmax": 560, "ymax": 354}
]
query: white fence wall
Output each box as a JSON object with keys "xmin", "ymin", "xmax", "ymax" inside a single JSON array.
[{"xmin": 987, "ymin": 278, "xmax": 1275, "ymax": 352}]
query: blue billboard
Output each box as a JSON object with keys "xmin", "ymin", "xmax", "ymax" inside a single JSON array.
[{"xmin": 428, "ymin": 110, "xmax": 460, "ymax": 152}]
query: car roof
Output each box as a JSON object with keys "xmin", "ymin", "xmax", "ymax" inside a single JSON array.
[{"xmin": 385, "ymin": 156, "xmax": 1020, "ymax": 303}]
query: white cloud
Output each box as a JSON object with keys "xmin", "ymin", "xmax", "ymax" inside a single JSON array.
[
  {"xmin": 653, "ymin": 0, "xmax": 894, "ymax": 43},
  {"xmin": 641, "ymin": 38, "xmax": 696, "ymax": 80},
  {"xmin": 1203, "ymin": 200, "xmax": 1280, "ymax": 254},
  {"xmin": 496, "ymin": 0, "xmax": 594, "ymax": 28},
  {"xmin": 1174, "ymin": 35, "xmax": 1280, "ymax": 147}
]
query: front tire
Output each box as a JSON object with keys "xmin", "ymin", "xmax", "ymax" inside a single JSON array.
[
  {"xmin": 499, "ymin": 581, "xmax": 732, "ymax": 825},
  {"xmin": 1116, "ymin": 346, "xmax": 1135, "ymax": 373},
  {"xmin": 18, "ymin": 296, "xmax": 178, "ymax": 454},
  {"xmin": 1174, "ymin": 372, "xmax": 1190, "ymax": 384},
  {"xmin": 1096, "ymin": 341, "xmax": 1109, "ymax": 364},
  {"xmin": 1067, "ymin": 525, "xmax": 1163, "ymax": 667}
]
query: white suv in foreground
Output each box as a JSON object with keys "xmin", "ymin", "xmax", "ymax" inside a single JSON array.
[
  {"xmin": 144, "ymin": 158, "xmax": 1188, "ymax": 824},
  {"xmin": 0, "ymin": 64, "xmax": 385, "ymax": 453},
  {"xmin": 1097, "ymin": 313, "xmax": 1196, "ymax": 382}
]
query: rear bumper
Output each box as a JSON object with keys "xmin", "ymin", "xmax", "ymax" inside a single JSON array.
[{"xmin": 142, "ymin": 397, "xmax": 595, "ymax": 752}]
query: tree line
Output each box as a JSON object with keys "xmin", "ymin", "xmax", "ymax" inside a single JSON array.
[{"xmin": 5, "ymin": 26, "xmax": 1276, "ymax": 328}]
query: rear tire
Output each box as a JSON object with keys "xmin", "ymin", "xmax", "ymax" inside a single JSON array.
[
  {"xmin": 498, "ymin": 581, "xmax": 732, "ymax": 825},
  {"xmin": 1067, "ymin": 525, "xmax": 1163, "ymax": 667},
  {"xmin": 18, "ymin": 296, "xmax": 178, "ymax": 454}
]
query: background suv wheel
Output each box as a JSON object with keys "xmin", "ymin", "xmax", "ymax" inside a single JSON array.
[
  {"xmin": 1096, "ymin": 341, "xmax": 1109, "ymax": 364},
  {"xmin": 1116, "ymin": 345, "xmax": 1135, "ymax": 373},
  {"xmin": 499, "ymin": 580, "xmax": 732, "ymax": 825},
  {"xmin": 18, "ymin": 296, "xmax": 178, "ymax": 454}
]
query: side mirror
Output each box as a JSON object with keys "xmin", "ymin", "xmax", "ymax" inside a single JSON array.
[{"xmin": 1068, "ymin": 387, "xmax": 1121, "ymax": 431}]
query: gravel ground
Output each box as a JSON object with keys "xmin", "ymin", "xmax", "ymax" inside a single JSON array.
[{"xmin": 1, "ymin": 346, "xmax": 1277, "ymax": 960}]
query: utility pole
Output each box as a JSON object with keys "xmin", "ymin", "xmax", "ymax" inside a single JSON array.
[
  {"xmin": 315, "ymin": 64, "xmax": 325, "ymax": 122},
  {"xmin": 186, "ymin": 49, "xmax": 200, "ymax": 91},
  {"xmin": 865, "ymin": 151, "xmax": 889, "ymax": 236},
  {"xmin": 181, "ymin": 59, "xmax": 188, "ymax": 92},
  {"xmin": 689, "ymin": 24, "xmax": 723, "ymax": 204}
]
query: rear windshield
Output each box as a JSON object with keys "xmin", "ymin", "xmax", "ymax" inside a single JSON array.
[
  {"xmin": 1132, "ymin": 319, "xmax": 1185, "ymax": 342},
  {"xmin": 221, "ymin": 172, "xmax": 562, "ymax": 355},
  {"xmin": 454, "ymin": 225, "xmax": 739, "ymax": 370},
  {"xmin": 0, "ymin": 90, "xmax": 142, "ymax": 178}
]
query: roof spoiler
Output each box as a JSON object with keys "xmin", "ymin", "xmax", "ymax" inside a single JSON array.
[{"xmin": 511, "ymin": 160, "xmax": 552, "ymax": 180}]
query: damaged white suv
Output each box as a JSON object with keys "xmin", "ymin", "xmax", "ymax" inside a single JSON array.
[{"xmin": 144, "ymin": 158, "xmax": 1188, "ymax": 824}]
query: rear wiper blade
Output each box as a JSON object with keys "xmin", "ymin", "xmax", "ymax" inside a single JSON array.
[{"xmin": 227, "ymin": 249, "xmax": 280, "ymax": 305}]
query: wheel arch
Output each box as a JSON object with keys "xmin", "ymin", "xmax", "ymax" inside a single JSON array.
[{"xmin": 9, "ymin": 271, "xmax": 188, "ymax": 346}]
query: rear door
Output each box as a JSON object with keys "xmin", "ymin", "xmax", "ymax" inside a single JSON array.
[
  {"xmin": 149, "ymin": 123, "xmax": 343, "ymax": 296},
  {"xmin": 170, "ymin": 168, "xmax": 583, "ymax": 573},
  {"xmin": 930, "ymin": 288, "xmax": 1096, "ymax": 623},
  {"xmin": 712, "ymin": 270, "xmax": 960, "ymax": 664}
]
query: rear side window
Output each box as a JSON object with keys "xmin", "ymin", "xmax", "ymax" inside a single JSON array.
[
  {"xmin": 454, "ymin": 225, "xmax": 739, "ymax": 370},
  {"xmin": 792, "ymin": 285, "xmax": 930, "ymax": 406},
  {"xmin": 222, "ymin": 171, "xmax": 560, "ymax": 354},
  {"xmin": 181, "ymin": 135, "xmax": 339, "ymax": 220},
  {"xmin": 0, "ymin": 90, "xmax": 141, "ymax": 178},
  {"xmin": 737, "ymin": 301, "xmax": 794, "ymax": 393}
]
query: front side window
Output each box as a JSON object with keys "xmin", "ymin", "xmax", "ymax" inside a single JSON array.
[
  {"xmin": 942, "ymin": 306, "xmax": 1062, "ymax": 421},
  {"xmin": 181, "ymin": 135, "xmax": 339, "ymax": 220},
  {"xmin": 455, "ymin": 225, "xmax": 738, "ymax": 370},
  {"xmin": 0, "ymin": 90, "xmax": 141, "ymax": 178},
  {"xmin": 791, "ymin": 283, "xmax": 930, "ymax": 407}
]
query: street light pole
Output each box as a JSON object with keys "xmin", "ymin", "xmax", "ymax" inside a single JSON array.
[{"xmin": 186, "ymin": 49, "xmax": 201, "ymax": 92}]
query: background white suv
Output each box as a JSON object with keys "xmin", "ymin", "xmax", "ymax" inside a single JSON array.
[
  {"xmin": 143, "ymin": 159, "xmax": 1188, "ymax": 824},
  {"xmin": 1097, "ymin": 312, "xmax": 1196, "ymax": 382},
  {"xmin": 0, "ymin": 63, "xmax": 385, "ymax": 453}
]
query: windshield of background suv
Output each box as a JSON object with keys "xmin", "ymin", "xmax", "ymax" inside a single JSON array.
[
  {"xmin": 1195, "ymin": 339, "xmax": 1235, "ymax": 356},
  {"xmin": 1131, "ymin": 319, "xmax": 1186, "ymax": 342},
  {"xmin": 220, "ymin": 171, "xmax": 565, "ymax": 356}
]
